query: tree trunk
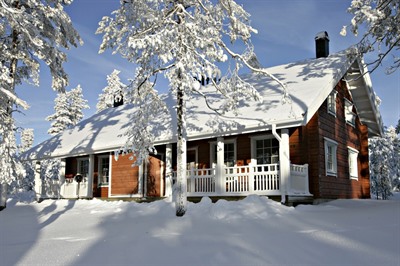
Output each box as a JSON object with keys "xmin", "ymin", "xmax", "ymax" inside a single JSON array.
[
  {"xmin": 0, "ymin": 183, "xmax": 7, "ymax": 210},
  {"xmin": 175, "ymin": 85, "xmax": 187, "ymax": 216},
  {"xmin": 0, "ymin": 10, "xmax": 19, "ymax": 210}
]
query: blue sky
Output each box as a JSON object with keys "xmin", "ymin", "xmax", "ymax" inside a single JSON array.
[{"xmin": 14, "ymin": 0, "xmax": 399, "ymax": 145}]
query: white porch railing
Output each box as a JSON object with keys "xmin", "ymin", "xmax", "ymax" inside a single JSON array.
[
  {"xmin": 173, "ymin": 163, "xmax": 310, "ymax": 197},
  {"xmin": 223, "ymin": 164, "xmax": 280, "ymax": 195},
  {"xmin": 61, "ymin": 178, "xmax": 90, "ymax": 198},
  {"xmin": 289, "ymin": 163, "xmax": 310, "ymax": 195},
  {"xmin": 36, "ymin": 179, "xmax": 61, "ymax": 199},
  {"xmin": 36, "ymin": 178, "xmax": 91, "ymax": 199}
]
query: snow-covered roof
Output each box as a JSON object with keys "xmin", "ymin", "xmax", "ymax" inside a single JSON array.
[{"xmin": 22, "ymin": 48, "xmax": 383, "ymax": 160}]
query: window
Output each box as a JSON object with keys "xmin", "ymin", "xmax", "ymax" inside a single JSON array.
[
  {"xmin": 255, "ymin": 138, "xmax": 279, "ymax": 164},
  {"xmin": 211, "ymin": 140, "xmax": 236, "ymax": 167},
  {"xmin": 324, "ymin": 138, "xmax": 338, "ymax": 176},
  {"xmin": 348, "ymin": 147, "xmax": 359, "ymax": 180},
  {"xmin": 187, "ymin": 147, "xmax": 198, "ymax": 170},
  {"xmin": 98, "ymin": 155, "xmax": 110, "ymax": 185},
  {"xmin": 345, "ymin": 98, "xmax": 356, "ymax": 126},
  {"xmin": 327, "ymin": 90, "xmax": 337, "ymax": 116},
  {"xmin": 77, "ymin": 157, "xmax": 89, "ymax": 178}
]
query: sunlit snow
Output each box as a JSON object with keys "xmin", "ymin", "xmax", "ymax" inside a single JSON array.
[{"xmin": 1, "ymin": 193, "xmax": 399, "ymax": 265}]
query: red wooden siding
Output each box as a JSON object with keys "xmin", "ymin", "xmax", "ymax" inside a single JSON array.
[
  {"xmin": 97, "ymin": 187, "xmax": 109, "ymax": 198},
  {"xmin": 111, "ymin": 154, "xmax": 140, "ymax": 195},
  {"xmin": 147, "ymin": 155, "xmax": 163, "ymax": 197},
  {"xmin": 289, "ymin": 79, "xmax": 370, "ymax": 199},
  {"xmin": 61, "ymin": 78, "xmax": 371, "ymax": 201}
]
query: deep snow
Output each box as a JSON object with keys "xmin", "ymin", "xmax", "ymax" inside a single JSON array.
[{"xmin": 1, "ymin": 194, "xmax": 399, "ymax": 266}]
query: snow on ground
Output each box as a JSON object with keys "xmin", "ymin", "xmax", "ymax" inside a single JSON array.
[{"xmin": 1, "ymin": 194, "xmax": 399, "ymax": 266}]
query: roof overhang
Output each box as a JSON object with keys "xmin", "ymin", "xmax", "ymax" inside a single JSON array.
[{"xmin": 345, "ymin": 59, "xmax": 384, "ymax": 137}]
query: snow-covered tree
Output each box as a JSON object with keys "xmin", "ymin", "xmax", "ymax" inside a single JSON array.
[
  {"xmin": 97, "ymin": 0, "xmax": 287, "ymax": 216},
  {"xmin": 19, "ymin": 128, "xmax": 34, "ymax": 153},
  {"xmin": 10, "ymin": 128, "xmax": 35, "ymax": 195},
  {"xmin": 341, "ymin": 0, "xmax": 400, "ymax": 73},
  {"xmin": 0, "ymin": 0, "xmax": 81, "ymax": 208},
  {"xmin": 47, "ymin": 85, "xmax": 89, "ymax": 135},
  {"xmin": 45, "ymin": 85, "xmax": 88, "ymax": 195},
  {"xmin": 68, "ymin": 85, "xmax": 89, "ymax": 126},
  {"xmin": 369, "ymin": 126, "xmax": 400, "ymax": 199},
  {"xmin": 97, "ymin": 69, "xmax": 127, "ymax": 112}
]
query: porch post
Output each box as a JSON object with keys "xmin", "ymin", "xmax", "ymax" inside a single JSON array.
[
  {"xmin": 34, "ymin": 161, "xmax": 42, "ymax": 201},
  {"xmin": 87, "ymin": 155, "xmax": 95, "ymax": 198},
  {"xmin": 108, "ymin": 153, "xmax": 112, "ymax": 197},
  {"xmin": 142, "ymin": 161, "xmax": 147, "ymax": 198},
  {"xmin": 279, "ymin": 129, "xmax": 290, "ymax": 203},
  {"xmin": 59, "ymin": 159, "xmax": 66, "ymax": 199},
  {"xmin": 216, "ymin": 137, "xmax": 224, "ymax": 194},
  {"xmin": 165, "ymin": 144, "xmax": 173, "ymax": 197}
]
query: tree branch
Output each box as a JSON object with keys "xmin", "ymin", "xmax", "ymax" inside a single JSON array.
[{"xmin": 219, "ymin": 41, "xmax": 288, "ymax": 94}]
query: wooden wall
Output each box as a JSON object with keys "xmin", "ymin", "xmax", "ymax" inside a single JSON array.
[
  {"xmin": 111, "ymin": 154, "xmax": 140, "ymax": 195},
  {"xmin": 290, "ymin": 79, "xmax": 370, "ymax": 199},
  {"xmin": 62, "ymin": 78, "xmax": 371, "ymax": 200}
]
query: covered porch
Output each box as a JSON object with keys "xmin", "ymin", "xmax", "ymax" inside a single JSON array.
[
  {"xmin": 171, "ymin": 163, "xmax": 310, "ymax": 199},
  {"xmin": 167, "ymin": 127, "xmax": 312, "ymax": 203}
]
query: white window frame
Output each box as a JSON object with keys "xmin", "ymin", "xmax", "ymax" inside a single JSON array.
[
  {"xmin": 324, "ymin": 138, "xmax": 338, "ymax": 176},
  {"xmin": 348, "ymin": 147, "xmax": 359, "ymax": 180},
  {"xmin": 77, "ymin": 157, "xmax": 89, "ymax": 179},
  {"xmin": 210, "ymin": 139, "xmax": 236, "ymax": 167},
  {"xmin": 344, "ymin": 98, "xmax": 356, "ymax": 127},
  {"xmin": 250, "ymin": 134, "xmax": 279, "ymax": 165},
  {"xmin": 97, "ymin": 155, "xmax": 110, "ymax": 186},
  {"xmin": 327, "ymin": 90, "xmax": 337, "ymax": 116}
]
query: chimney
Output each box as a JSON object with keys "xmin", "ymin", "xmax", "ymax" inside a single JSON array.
[
  {"xmin": 315, "ymin": 31, "xmax": 329, "ymax": 58},
  {"xmin": 113, "ymin": 95, "xmax": 123, "ymax": 108}
]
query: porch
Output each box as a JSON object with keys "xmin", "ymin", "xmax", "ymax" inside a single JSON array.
[{"xmin": 171, "ymin": 163, "xmax": 311, "ymax": 199}]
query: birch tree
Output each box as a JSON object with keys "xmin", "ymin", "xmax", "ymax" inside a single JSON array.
[
  {"xmin": 341, "ymin": 0, "xmax": 400, "ymax": 73},
  {"xmin": 97, "ymin": 0, "xmax": 286, "ymax": 216},
  {"xmin": 0, "ymin": 0, "xmax": 81, "ymax": 208}
]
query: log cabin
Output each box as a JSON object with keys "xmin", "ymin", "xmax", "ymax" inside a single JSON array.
[{"xmin": 22, "ymin": 33, "xmax": 383, "ymax": 204}]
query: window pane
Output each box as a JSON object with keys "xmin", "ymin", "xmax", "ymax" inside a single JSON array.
[
  {"xmin": 225, "ymin": 143, "xmax": 235, "ymax": 166},
  {"xmin": 212, "ymin": 142, "xmax": 236, "ymax": 166},
  {"xmin": 100, "ymin": 157, "xmax": 109, "ymax": 184},
  {"xmin": 325, "ymin": 140, "xmax": 338, "ymax": 175},
  {"xmin": 79, "ymin": 159, "xmax": 89, "ymax": 177},
  {"xmin": 255, "ymin": 138, "xmax": 279, "ymax": 164}
]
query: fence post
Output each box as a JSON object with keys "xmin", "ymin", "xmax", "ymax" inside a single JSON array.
[{"xmin": 249, "ymin": 162, "xmax": 254, "ymax": 193}]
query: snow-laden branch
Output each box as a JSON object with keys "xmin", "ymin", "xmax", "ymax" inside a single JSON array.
[
  {"xmin": 0, "ymin": 87, "xmax": 29, "ymax": 110},
  {"xmin": 219, "ymin": 41, "xmax": 289, "ymax": 98},
  {"xmin": 342, "ymin": 0, "xmax": 400, "ymax": 74},
  {"xmin": 0, "ymin": 0, "xmax": 23, "ymax": 13}
]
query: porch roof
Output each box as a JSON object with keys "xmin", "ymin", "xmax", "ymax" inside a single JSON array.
[{"xmin": 22, "ymin": 48, "xmax": 382, "ymax": 160}]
